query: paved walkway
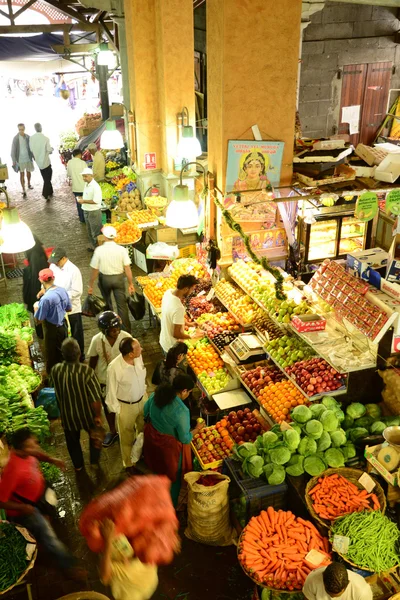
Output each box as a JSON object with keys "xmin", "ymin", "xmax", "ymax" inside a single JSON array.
[{"xmin": 0, "ymin": 162, "xmax": 252, "ymax": 600}]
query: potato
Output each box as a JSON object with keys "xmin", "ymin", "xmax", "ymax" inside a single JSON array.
[
  {"xmin": 134, "ymin": 198, "xmax": 141, "ymax": 207},
  {"xmin": 121, "ymin": 191, "xmax": 129, "ymax": 199}
]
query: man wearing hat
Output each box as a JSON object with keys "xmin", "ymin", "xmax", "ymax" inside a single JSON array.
[
  {"xmin": 48, "ymin": 248, "xmax": 84, "ymax": 358},
  {"xmin": 78, "ymin": 168, "xmax": 103, "ymax": 252},
  {"xmin": 88, "ymin": 225, "xmax": 134, "ymax": 333},
  {"xmin": 88, "ymin": 143, "xmax": 105, "ymax": 182},
  {"xmin": 34, "ymin": 269, "xmax": 71, "ymax": 373}
]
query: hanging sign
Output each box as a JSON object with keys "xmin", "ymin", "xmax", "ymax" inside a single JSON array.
[
  {"xmin": 386, "ymin": 189, "xmax": 400, "ymax": 216},
  {"xmin": 144, "ymin": 153, "xmax": 157, "ymax": 170},
  {"xmin": 355, "ymin": 192, "xmax": 378, "ymax": 222}
]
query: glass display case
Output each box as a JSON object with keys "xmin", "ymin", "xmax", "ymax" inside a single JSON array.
[{"xmin": 297, "ymin": 209, "xmax": 373, "ymax": 265}]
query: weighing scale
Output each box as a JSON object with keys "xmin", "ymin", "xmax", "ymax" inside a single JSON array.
[{"xmin": 229, "ymin": 333, "xmax": 266, "ymax": 363}]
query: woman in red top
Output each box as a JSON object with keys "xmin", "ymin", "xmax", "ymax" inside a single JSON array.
[{"xmin": 0, "ymin": 428, "xmax": 77, "ymax": 573}]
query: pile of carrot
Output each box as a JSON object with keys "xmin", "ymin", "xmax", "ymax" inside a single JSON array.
[
  {"xmin": 309, "ymin": 473, "xmax": 381, "ymax": 521},
  {"xmin": 238, "ymin": 507, "xmax": 331, "ymax": 590}
]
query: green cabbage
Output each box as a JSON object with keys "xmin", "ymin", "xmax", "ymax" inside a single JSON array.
[
  {"xmin": 284, "ymin": 428, "xmax": 300, "ymax": 451},
  {"xmin": 382, "ymin": 416, "xmax": 400, "ymax": 427},
  {"xmin": 305, "ymin": 419, "xmax": 324, "ymax": 440},
  {"xmin": 342, "ymin": 415, "xmax": 354, "ymax": 430},
  {"xmin": 322, "ymin": 396, "xmax": 340, "ymax": 410},
  {"xmin": 236, "ymin": 442, "xmax": 257, "ymax": 459},
  {"xmin": 346, "ymin": 403, "xmax": 366, "ymax": 419},
  {"xmin": 244, "ymin": 454, "xmax": 264, "ymax": 478},
  {"xmin": 290, "ymin": 424, "xmax": 302, "ymax": 436},
  {"xmin": 354, "ymin": 415, "xmax": 373, "ymax": 429},
  {"xmin": 262, "ymin": 431, "xmax": 280, "ymax": 448},
  {"xmin": 335, "ymin": 409, "xmax": 345, "ymax": 423},
  {"xmin": 365, "ymin": 403, "xmax": 381, "ymax": 419},
  {"xmin": 316, "ymin": 451, "xmax": 328, "ymax": 467},
  {"xmin": 349, "ymin": 427, "xmax": 369, "ymax": 442},
  {"xmin": 298, "ymin": 436, "xmax": 317, "ymax": 457},
  {"xmin": 330, "ymin": 429, "xmax": 347, "ymax": 448},
  {"xmin": 310, "ymin": 403, "xmax": 327, "ymax": 418},
  {"xmin": 370, "ymin": 421, "xmax": 386, "ymax": 435},
  {"xmin": 267, "ymin": 465, "xmax": 286, "ymax": 485},
  {"xmin": 325, "ymin": 448, "xmax": 345, "ymax": 467},
  {"xmin": 304, "ymin": 454, "xmax": 326, "ymax": 476},
  {"xmin": 270, "ymin": 445, "xmax": 291, "ymax": 465},
  {"xmin": 317, "ymin": 431, "xmax": 332, "ymax": 452},
  {"xmin": 285, "ymin": 455, "xmax": 305, "ymax": 476},
  {"xmin": 291, "ymin": 405, "xmax": 312, "ymax": 423},
  {"xmin": 320, "ymin": 410, "xmax": 339, "ymax": 432},
  {"xmin": 263, "ymin": 464, "xmax": 274, "ymax": 479},
  {"xmin": 341, "ymin": 442, "xmax": 356, "ymax": 460}
]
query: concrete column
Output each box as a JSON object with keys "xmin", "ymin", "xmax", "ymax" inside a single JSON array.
[
  {"xmin": 207, "ymin": 0, "xmax": 303, "ymax": 189},
  {"xmin": 113, "ymin": 17, "xmax": 130, "ymax": 109}
]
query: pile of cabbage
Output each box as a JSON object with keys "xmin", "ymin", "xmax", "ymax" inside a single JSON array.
[
  {"xmin": 341, "ymin": 402, "xmax": 398, "ymax": 440},
  {"xmin": 234, "ymin": 396, "xmax": 358, "ymax": 484}
]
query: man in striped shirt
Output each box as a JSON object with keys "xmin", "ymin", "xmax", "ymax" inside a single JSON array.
[{"xmin": 51, "ymin": 338, "xmax": 103, "ymax": 471}]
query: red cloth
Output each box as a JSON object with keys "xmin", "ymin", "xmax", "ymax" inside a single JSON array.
[
  {"xmin": 143, "ymin": 422, "xmax": 192, "ymax": 482},
  {"xmin": 0, "ymin": 452, "xmax": 45, "ymax": 516}
]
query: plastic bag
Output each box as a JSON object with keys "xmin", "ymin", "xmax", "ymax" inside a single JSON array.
[
  {"xmin": 82, "ymin": 294, "xmax": 106, "ymax": 317},
  {"xmin": 130, "ymin": 432, "xmax": 144, "ymax": 464},
  {"xmin": 127, "ymin": 291, "xmax": 145, "ymax": 320},
  {"xmin": 35, "ymin": 388, "xmax": 60, "ymax": 419}
]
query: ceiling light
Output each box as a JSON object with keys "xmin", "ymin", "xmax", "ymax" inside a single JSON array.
[
  {"xmin": 176, "ymin": 107, "xmax": 202, "ymax": 162},
  {"xmin": 166, "ymin": 162, "xmax": 207, "ymax": 229},
  {"xmin": 0, "ymin": 207, "xmax": 35, "ymax": 254},
  {"xmin": 96, "ymin": 42, "xmax": 115, "ymax": 68},
  {"xmin": 100, "ymin": 120, "xmax": 124, "ymax": 150}
]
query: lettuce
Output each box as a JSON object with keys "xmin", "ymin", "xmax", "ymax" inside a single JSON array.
[
  {"xmin": 325, "ymin": 448, "xmax": 345, "ymax": 467},
  {"xmin": 305, "ymin": 419, "xmax": 324, "ymax": 440},
  {"xmin": 304, "ymin": 455, "xmax": 326, "ymax": 476},
  {"xmin": 283, "ymin": 429, "xmax": 300, "ymax": 451},
  {"xmin": 291, "ymin": 405, "xmax": 312, "ymax": 424},
  {"xmin": 346, "ymin": 403, "xmax": 366, "ymax": 420},
  {"xmin": 267, "ymin": 465, "xmax": 286, "ymax": 485},
  {"xmin": 244, "ymin": 455, "xmax": 264, "ymax": 478},
  {"xmin": 270, "ymin": 445, "xmax": 291, "ymax": 465},
  {"xmin": 298, "ymin": 437, "xmax": 317, "ymax": 457},
  {"xmin": 320, "ymin": 410, "xmax": 339, "ymax": 432}
]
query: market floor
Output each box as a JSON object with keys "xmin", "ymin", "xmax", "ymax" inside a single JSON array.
[{"xmin": 0, "ymin": 164, "xmax": 253, "ymax": 600}]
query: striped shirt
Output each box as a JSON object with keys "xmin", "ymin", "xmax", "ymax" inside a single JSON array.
[
  {"xmin": 51, "ymin": 362, "xmax": 101, "ymax": 431},
  {"xmin": 90, "ymin": 241, "xmax": 131, "ymax": 275}
]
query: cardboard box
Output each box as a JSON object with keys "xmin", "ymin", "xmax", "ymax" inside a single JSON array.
[
  {"xmin": 365, "ymin": 443, "xmax": 398, "ymax": 486},
  {"xmin": 0, "ymin": 165, "xmax": 9, "ymax": 180},
  {"xmin": 291, "ymin": 314, "xmax": 326, "ymax": 332},
  {"xmin": 347, "ymin": 248, "xmax": 389, "ymax": 280},
  {"xmin": 109, "ymin": 104, "xmax": 124, "ymax": 117},
  {"xmin": 156, "ymin": 227, "xmax": 178, "ymax": 243},
  {"xmin": 133, "ymin": 248, "xmax": 148, "ymax": 273},
  {"xmin": 375, "ymin": 153, "xmax": 400, "ymax": 183},
  {"xmin": 355, "ymin": 143, "xmax": 388, "ymax": 166}
]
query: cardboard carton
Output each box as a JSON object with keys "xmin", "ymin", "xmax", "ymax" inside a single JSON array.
[
  {"xmin": 365, "ymin": 443, "xmax": 398, "ymax": 486},
  {"xmin": 347, "ymin": 248, "xmax": 388, "ymax": 280}
]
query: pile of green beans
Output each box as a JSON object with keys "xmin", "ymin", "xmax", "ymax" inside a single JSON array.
[
  {"xmin": 0, "ymin": 523, "xmax": 30, "ymax": 591},
  {"xmin": 331, "ymin": 510, "xmax": 400, "ymax": 573}
]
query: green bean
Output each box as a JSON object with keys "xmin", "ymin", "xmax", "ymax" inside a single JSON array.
[
  {"xmin": 331, "ymin": 510, "xmax": 400, "ymax": 573},
  {"xmin": 0, "ymin": 523, "xmax": 30, "ymax": 591}
]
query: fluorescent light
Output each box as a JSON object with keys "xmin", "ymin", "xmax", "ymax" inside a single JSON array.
[{"xmin": 0, "ymin": 208, "xmax": 35, "ymax": 253}]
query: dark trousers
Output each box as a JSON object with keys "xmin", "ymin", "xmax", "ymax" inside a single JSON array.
[
  {"xmin": 73, "ymin": 192, "xmax": 85, "ymax": 222},
  {"xmin": 68, "ymin": 313, "xmax": 84, "ymax": 358},
  {"xmin": 43, "ymin": 320, "xmax": 66, "ymax": 375},
  {"xmin": 98, "ymin": 273, "xmax": 131, "ymax": 333},
  {"xmin": 64, "ymin": 428, "xmax": 101, "ymax": 469},
  {"xmin": 40, "ymin": 165, "xmax": 53, "ymax": 199}
]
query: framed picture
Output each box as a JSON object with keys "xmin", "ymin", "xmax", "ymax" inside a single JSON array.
[{"xmin": 226, "ymin": 140, "xmax": 285, "ymax": 193}]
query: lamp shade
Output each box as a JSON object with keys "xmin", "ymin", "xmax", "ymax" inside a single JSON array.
[
  {"xmin": 166, "ymin": 185, "xmax": 199, "ymax": 229},
  {"xmin": 97, "ymin": 42, "xmax": 115, "ymax": 68},
  {"xmin": 177, "ymin": 125, "xmax": 202, "ymax": 160},
  {"xmin": 100, "ymin": 120, "xmax": 124, "ymax": 150},
  {"xmin": 0, "ymin": 208, "xmax": 35, "ymax": 253}
]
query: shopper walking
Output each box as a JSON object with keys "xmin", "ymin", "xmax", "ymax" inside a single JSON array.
[
  {"xmin": 48, "ymin": 247, "xmax": 84, "ymax": 358},
  {"xmin": 51, "ymin": 339, "xmax": 103, "ymax": 471},
  {"xmin": 67, "ymin": 148, "xmax": 87, "ymax": 222},
  {"xmin": 106, "ymin": 337, "xmax": 146, "ymax": 470},
  {"xmin": 34, "ymin": 268, "xmax": 71, "ymax": 374},
  {"xmin": 78, "ymin": 167, "xmax": 103, "ymax": 252},
  {"xmin": 22, "ymin": 234, "xmax": 49, "ymax": 339},
  {"xmin": 88, "ymin": 142, "xmax": 105, "ymax": 182},
  {"xmin": 29, "ymin": 123, "xmax": 53, "ymax": 201},
  {"xmin": 303, "ymin": 561, "xmax": 372, "ymax": 600},
  {"xmin": 0, "ymin": 427, "xmax": 81, "ymax": 575},
  {"xmin": 88, "ymin": 311, "xmax": 132, "ymax": 447},
  {"xmin": 11, "ymin": 123, "xmax": 34, "ymax": 198},
  {"xmin": 159, "ymin": 274, "xmax": 201, "ymax": 354},
  {"xmin": 88, "ymin": 225, "xmax": 134, "ymax": 333}
]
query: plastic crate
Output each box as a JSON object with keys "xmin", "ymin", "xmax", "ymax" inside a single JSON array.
[{"xmin": 225, "ymin": 457, "xmax": 288, "ymax": 528}]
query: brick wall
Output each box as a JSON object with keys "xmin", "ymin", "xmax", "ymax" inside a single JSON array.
[{"xmin": 299, "ymin": 1, "xmax": 400, "ymax": 138}]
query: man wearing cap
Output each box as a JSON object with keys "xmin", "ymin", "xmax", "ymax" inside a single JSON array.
[
  {"xmin": 34, "ymin": 269, "xmax": 71, "ymax": 374},
  {"xmin": 48, "ymin": 248, "xmax": 84, "ymax": 358},
  {"xmin": 78, "ymin": 168, "xmax": 103, "ymax": 252},
  {"xmin": 88, "ymin": 226, "xmax": 134, "ymax": 333},
  {"xmin": 88, "ymin": 143, "xmax": 105, "ymax": 182}
]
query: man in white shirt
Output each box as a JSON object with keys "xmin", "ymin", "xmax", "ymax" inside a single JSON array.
[
  {"xmin": 303, "ymin": 562, "xmax": 372, "ymax": 600},
  {"xmin": 10, "ymin": 123, "xmax": 34, "ymax": 198},
  {"xmin": 88, "ymin": 311, "xmax": 131, "ymax": 447},
  {"xmin": 88, "ymin": 143, "xmax": 105, "ymax": 182},
  {"xmin": 30, "ymin": 123, "xmax": 53, "ymax": 201},
  {"xmin": 88, "ymin": 225, "xmax": 134, "ymax": 333},
  {"xmin": 48, "ymin": 247, "xmax": 84, "ymax": 358},
  {"xmin": 160, "ymin": 274, "xmax": 201, "ymax": 354},
  {"xmin": 78, "ymin": 167, "xmax": 103, "ymax": 252},
  {"xmin": 67, "ymin": 148, "xmax": 87, "ymax": 223},
  {"xmin": 106, "ymin": 337, "xmax": 146, "ymax": 470}
]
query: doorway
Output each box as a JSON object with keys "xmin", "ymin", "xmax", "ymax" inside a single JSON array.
[{"xmin": 338, "ymin": 61, "xmax": 392, "ymax": 146}]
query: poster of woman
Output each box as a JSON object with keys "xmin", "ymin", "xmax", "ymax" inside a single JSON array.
[{"xmin": 226, "ymin": 140, "xmax": 284, "ymax": 192}]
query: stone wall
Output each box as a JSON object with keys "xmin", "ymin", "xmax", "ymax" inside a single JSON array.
[{"xmin": 299, "ymin": 1, "xmax": 400, "ymax": 138}]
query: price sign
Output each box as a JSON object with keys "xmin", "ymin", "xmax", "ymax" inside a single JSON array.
[
  {"xmin": 386, "ymin": 189, "xmax": 400, "ymax": 216},
  {"xmin": 355, "ymin": 192, "xmax": 378, "ymax": 222},
  {"xmin": 280, "ymin": 421, "xmax": 293, "ymax": 432},
  {"xmin": 197, "ymin": 290, "xmax": 206, "ymax": 297},
  {"xmin": 206, "ymin": 288, "xmax": 215, "ymax": 301},
  {"xmin": 358, "ymin": 472, "xmax": 376, "ymax": 493},
  {"xmin": 156, "ymin": 280, "xmax": 163, "ymax": 288},
  {"xmin": 332, "ymin": 535, "xmax": 350, "ymax": 554},
  {"xmin": 305, "ymin": 549, "xmax": 327, "ymax": 567},
  {"xmin": 187, "ymin": 265, "xmax": 194, "ymax": 272}
]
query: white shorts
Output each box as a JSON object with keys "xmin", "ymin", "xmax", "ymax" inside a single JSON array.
[{"xmin": 19, "ymin": 161, "xmax": 34, "ymax": 172}]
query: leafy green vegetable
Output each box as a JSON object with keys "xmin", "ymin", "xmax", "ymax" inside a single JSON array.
[
  {"xmin": 270, "ymin": 446, "xmax": 291, "ymax": 465},
  {"xmin": 349, "ymin": 427, "xmax": 369, "ymax": 442},
  {"xmin": 342, "ymin": 415, "xmax": 354, "ymax": 430},
  {"xmin": 305, "ymin": 419, "xmax": 324, "ymax": 440},
  {"xmin": 334, "ymin": 409, "xmax": 345, "ymax": 423},
  {"xmin": 341, "ymin": 442, "xmax": 356, "ymax": 460},
  {"xmin": 310, "ymin": 403, "xmax": 327, "ymax": 418},
  {"xmin": 370, "ymin": 421, "xmax": 386, "ymax": 435},
  {"xmin": 267, "ymin": 465, "xmax": 286, "ymax": 485},
  {"xmin": 283, "ymin": 428, "xmax": 300, "ymax": 451},
  {"xmin": 304, "ymin": 454, "xmax": 326, "ymax": 476},
  {"xmin": 244, "ymin": 454, "xmax": 264, "ymax": 478},
  {"xmin": 346, "ymin": 403, "xmax": 366, "ymax": 420},
  {"xmin": 365, "ymin": 403, "xmax": 381, "ymax": 419},
  {"xmin": 330, "ymin": 429, "xmax": 347, "ymax": 448},
  {"xmin": 325, "ymin": 448, "xmax": 345, "ymax": 467},
  {"xmin": 320, "ymin": 410, "xmax": 339, "ymax": 432},
  {"xmin": 40, "ymin": 462, "xmax": 61, "ymax": 485},
  {"xmin": 285, "ymin": 455, "xmax": 305, "ymax": 476},
  {"xmin": 317, "ymin": 431, "xmax": 332, "ymax": 452},
  {"xmin": 236, "ymin": 442, "xmax": 257, "ymax": 459},
  {"xmin": 298, "ymin": 436, "xmax": 317, "ymax": 457},
  {"xmin": 322, "ymin": 396, "xmax": 340, "ymax": 410},
  {"xmin": 354, "ymin": 415, "xmax": 373, "ymax": 429},
  {"xmin": 262, "ymin": 431, "xmax": 280, "ymax": 448},
  {"xmin": 291, "ymin": 405, "xmax": 312, "ymax": 424}
]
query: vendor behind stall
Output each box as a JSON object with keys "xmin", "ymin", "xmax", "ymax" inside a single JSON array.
[
  {"xmin": 88, "ymin": 143, "xmax": 105, "ymax": 182},
  {"xmin": 303, "ymin": 562, "xmax": 372, "ymax": 600},
  {"xmin": 159, "ymin": 274, "xmax": 202, "ymax": 354}
]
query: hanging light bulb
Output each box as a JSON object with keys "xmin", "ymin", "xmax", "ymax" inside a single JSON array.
[
  {"xmin": 166, "ymin": 184, "xmax": 199, "ymax": 229},
  {"xmin": 177, "ymin": 125, "xmax": 202, "ymax": 161},
  {"xmin": 96, "ymin": 42, "xmax": 115, "ymax": 68},
  {"xmin": 100, "ymin": 120, "xmax": 124, "ymax": 150},
  {"xmin": 0, "ymin": 208, "xmax": 35, "ymax": 253}
]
